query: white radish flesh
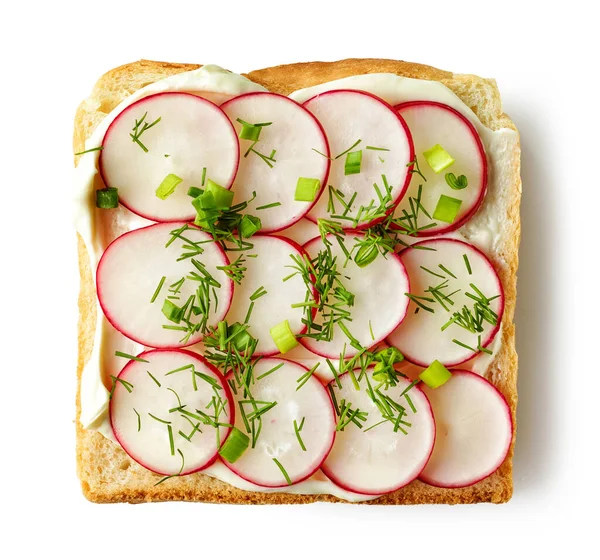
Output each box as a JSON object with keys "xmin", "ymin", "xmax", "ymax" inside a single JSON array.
[
  {"xmin": 100, "ymin": 92, "xmax": 239, "ymax": 221},
  {"xmin": 221, "ymin": 92, "xmax": 330, "ymax": 232},
  {"xmin": 300, "ymin": 234, "xmax": 410, "ymax": 359},
  {"xmin": 223, "ymin": 358, "xmax": 335, "ymax": 487},
  {"xmin": 387, "ymin": 238, "xmax": 504, "ymax": 366},
  {"xmin": 97, "ymin": 222, "xmax": 233, "ymax": 348},
  {"xmin": 392, "ymin": 101, "xmax": 487, "ymax": 235},
  {"xmin": 322, "ymin": 371, "xmax": 435, "ymax": 494},
  {"xmin": 420, "ymin": 370, "xmax": 512, "ymax": 487},
  {"xmin": 303, "ymin": 90, "xmax": 413, "ymax": 228},
  {"xmin": 223, "ymin": 235, "xmax": 314, "ymax": 356},
  {"xmin": 110, "ymin": 349, "xmax": 233, "ymax": 476}
]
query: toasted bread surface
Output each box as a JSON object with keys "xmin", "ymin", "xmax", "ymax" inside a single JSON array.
[{"xmin": 74, "ymin": 58, "xmax": 521, "ymax": 504}]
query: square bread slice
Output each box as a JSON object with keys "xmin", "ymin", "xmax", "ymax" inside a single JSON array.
[{"xmin": 74, "ymin": 58, "xmax": 521, "ymax": 504}]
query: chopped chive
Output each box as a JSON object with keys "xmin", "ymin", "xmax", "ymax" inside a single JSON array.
[
  {"xmin": 133, "ymin": 408, "xmax": 141, "ymax": 431},
  {"xmin": 150, "ymin": 276, "xmax": 166, "ymax": 303},
  {"xmin": 438, "ymin": 264, "xmax": 457, "ymax": 279},
  {"xmin": 335, "ymin": 139, "xmax": 361, "ymax": 160},
  {"xmin": 463, "ymin": 254, "xmax": 472, "ymax": 275},
  {"xmin": 168, "ymin": 425, "xmax": 175, "ymax": 455},
  {"xmin": 147, "ymin": 371, "xmax": 161, "ymax": 387},
  {"xmin": 420, "ymin": 266, "xmax": 445, "ymax": 279},
  {"xmin": 369, "ymin": 320, "xmax": 375, "ymax": 341},
  {"xmin": 148, "ymin": 413, "xmax": 171, "ymax": 424},
  {"xmin": 293, "ymin": 417, "xmax": 306, "ymax": 451},
  {"xmin": 365, "ymin": 146, "xmax": 390, "ymax": 152},
  {"xmin": 296, "ymin": 363, "xmax": 320, "ymax": 390},
  {"xmin": 272, "ymin": 458, "xmax": 292, "ymax": 485},
  {"xmin": 257, "ymin": 362, "xmax": 285, "ymax": 380},
  {"xmin": 75, "ymin": 146, "xmax": 103, "ymax": 156},
  {"xmin": 109, "ymin": 376, "xmax": 134, "ymax": 399},
  {"xmin": 249, "ymin": 286, "xmax": 267, "ymax": 300},
  {"xmin": 256, "ymin": 202, "xmax": 282, "ymax": 210},
  {"xmin": 114, "ymin": 351, "xmax": 148, "ymax": 363},
  {"xmin": 452, "ymin": 339, "xmax": 478, "ymax": 352}
]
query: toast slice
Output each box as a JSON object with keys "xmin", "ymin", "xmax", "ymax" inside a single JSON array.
[{"xmin": 74, "ymin": 58, "xmax": 521, "ymax": 504}]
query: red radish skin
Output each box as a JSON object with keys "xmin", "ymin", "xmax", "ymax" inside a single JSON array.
[
  {"xmin": 221, "ymin": 92, "xmax": 330, "ymax": 233},
  {"xmin": 387, "ymin": 238, "xmax": 504, "ymax": 367},
  {"xmin": 97, "ymin": 222, "xmax": 233, "ymax": 348},
  {"xmin": 303, "ymin": 90, "xmax": 414, "ymax": 229},
  {"xmin": 392, "ymin": 101, "xmax": 488, "ymax": 235},
  {"xmin": 99, "ymin": 92, "xmax": 240, "ymax": 222},
  {"xmin": 109, "ymin": 349, "xmax": 234, "ymax": 476},
  {"xmin": 223, "ymin": 359, "xmax": 336, "ymax": 487},
  {"xmin": 299, "ymin": 234, "xmax": 410, "ymax": 359},
  {"xmin": 321, "ymin": 371, "xmax": 436, "ymax": 495},
  {"xmin": 419, "ymin": 370, "xmax": 512, "ymax": 488},
  {"xmin": 223, "ymin": 235, "xmax": 317, "ymax": 357}
]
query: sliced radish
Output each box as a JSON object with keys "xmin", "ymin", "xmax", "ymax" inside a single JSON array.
[
  {"xmin": 110, "ymin": 349, "xmax": 233, "ymax": 476},
  {"xmin": 322, "ymin": 371, "xmax": 435, "ymax": 494},
  {"xmin": 223, "ymin": 235, "xmax": 315, "ymax": 356},
  {"xmin": 99, "ymin": 92, "xmax": 239, "ymax": 222},
  {"xmin": 221, "ymin": 93, "xmax": 330, "ymax": 232},
  {"xmin": 303, "ymin": 90, "xmax": 413, "ymax": 229},
  {"xmin": 420, "ymin": 370, "xmax": 512, "ymax": 487},
  {"xmin": 300, "ymin": 234, "xmax": 410, "ymax": 359},
  {"xmin": 387, "ymin": 238, "xmax": 504, "ymax": 367},
  {"xmin": 391, "ymin": 101, "xmax": 487, "ymax": 235},
  {"xmin": 97, "ymin": 222, "xmax": 233, "ymax": 348},
  {"xmin": 223, "ymin": 358, "xmax": 335, "ymax": 487}
]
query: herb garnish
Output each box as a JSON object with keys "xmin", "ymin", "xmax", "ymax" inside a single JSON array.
[{"xmin": 130, "ymin": 112, "xmax": 161, "ymax": 153}]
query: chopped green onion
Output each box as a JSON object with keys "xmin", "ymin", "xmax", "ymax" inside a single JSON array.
[
  {"xmin": 419, "ymin": 359, "xmax": 452, "ymax": 388},
  {"xmin": 156, "ymin": 173, "xmax": 183, "ymax": 200},
  {"xmin": 295, "ymin": 177, "xmax": 321, "ymax": 202},
  {"xmin": 445, "ymin": 172, "xmax": 468, "ymax": 190},
  {"xmin": 228, "ymin": 322, "xmax": 255, "ymax": 352},
  {"xmin": 354, "ymin": 243, "xmax": 378, "ymax": 268},
  {"xmin": 187, "ymin": 186, "xmax": 203, "ymax": 198},
  {"xmin": 205, "ymin": 179, "xmax": 234, "ymax": 208},
  {"xmin": 432, "ymin": 195, "xmax": 462, "ymax": 224},
  {"xmin": 236, "ymin": 118, "xmax": 272, "ymax": 142},
  {"xmin": 219, "ymin": 427, "xmax": 250, "ymax": 463},
  {"xmin": 344, "ymin": 150, "xmax": 362, "ymax": 175},
  {"xmin": 95, "ymin": 187, "xmax": 119, "ymax": 209},
  {"xmin": 270, "ymin": 320, "xmax": 298, "ymax": 354},
  {"xmin": 423, "ymin": 144, "xmax": 455, "ymax": 173},
  {"xmin": 162, "ymin": 299, "xmax": 185, "ymax": 323},
  {"xmin": 239, "ymin": 215, "xmax": 262, "ymax": 238}
]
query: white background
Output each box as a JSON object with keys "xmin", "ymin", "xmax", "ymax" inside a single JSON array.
[{"xmin": 0, "ymin": 0, "xmax": 597, "ymax": 558}]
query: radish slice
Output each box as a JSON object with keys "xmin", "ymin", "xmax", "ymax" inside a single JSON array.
[
  {"xmin": 221, "ymin": 93, "xmax": 330, "ymax": 232},
  {"xmin": 300, "ymin": 234, "xmax": 410, "ymax": 359},
  {"xmin": 420, "ymin": 370, "xmax": 512, "ymax": 487},
  {"xmin": 223, "ymin": 235, "xmax": 314, "ymax": 356},
  {"xmin": 322, "ymin": 371, "xmax": 435, "ymax": 494},
  {"xmin": 99, "ymin": 92, "xmax": 239, "ymax": 222},
  {"xmin": 223, "ymin": 358, "xmax": 335, "ymax": 487},
  {"xmin": 392, "ymin": 101, "xmax": 487, "ymax": 235},
  {"xmin": 110, "ymin": 349, "xmax": 233, "ymax": 476},
  {"xmin": 303, "ymin": 90, "xmax": 413, "ymax": 229},
  {"xmin": 97, "ymin": 222, "xmax": 233, "ymax": 348},
  {"xmin": 387, "ymin": 238, "xmax": 504, "ymax": 367}
]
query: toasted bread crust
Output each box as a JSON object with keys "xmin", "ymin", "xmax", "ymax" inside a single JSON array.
[{"xmin": 74, "ymin": 58, "xmax": 521, "ymax": 504}]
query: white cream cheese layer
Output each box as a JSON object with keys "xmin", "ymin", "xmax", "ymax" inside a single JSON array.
[{"xmin": 74, "ymin": 65, "xmax": 517, "ymax": 502}]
